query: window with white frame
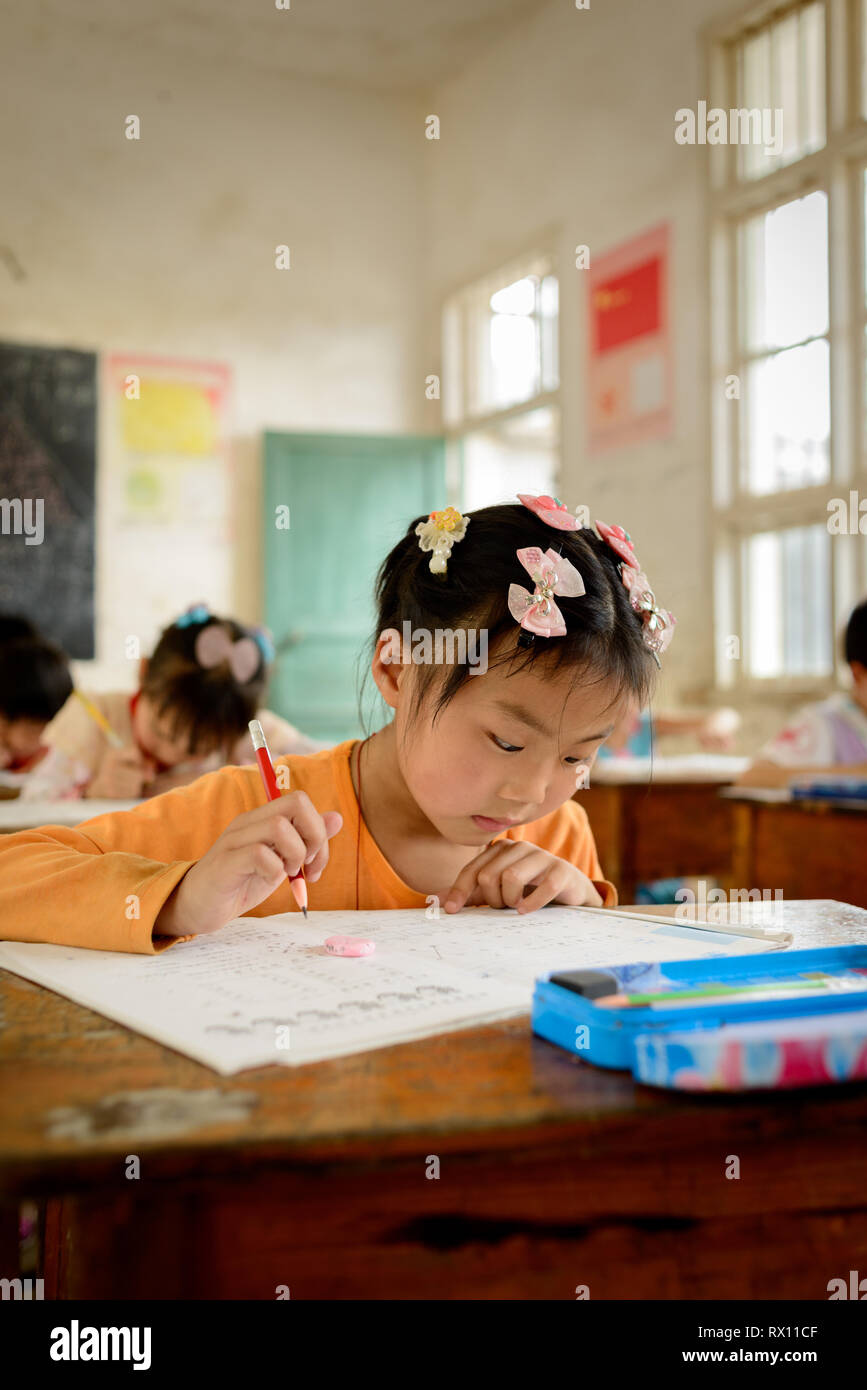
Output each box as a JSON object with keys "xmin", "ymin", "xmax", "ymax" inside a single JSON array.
[
  {"xmin": 710, "ymin": 0, "xmax": 867, "ymax": 691},
  {"xmin": 442, "ymin": 255, "xmax": 560, "ymax": 511}
]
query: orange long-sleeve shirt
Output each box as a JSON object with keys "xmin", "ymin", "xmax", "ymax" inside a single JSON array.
[{"xmin": 0, "ymin": 739, "xmax": 616, "ymax": 954}]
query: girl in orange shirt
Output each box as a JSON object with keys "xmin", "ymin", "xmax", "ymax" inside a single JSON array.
[{"xmin": 0, "ymin": 496, "xmax": 674, "ymax": 952}]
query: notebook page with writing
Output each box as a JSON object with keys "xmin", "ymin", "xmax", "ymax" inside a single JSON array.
[
  {"xmin": 0, "ymin": 919, "xmax": 526, "ymax": 1075},
  {"xmin": 0, "ymin": 905, "xmax": 777, "ymax": 1075},
  {"xmin": 320, "ymin": 903, "xmax": 777, "ymax": 992}
]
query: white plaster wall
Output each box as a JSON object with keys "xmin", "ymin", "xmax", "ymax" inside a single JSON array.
[{"xmin": 0, "ymin": 16, "xmax": 428, "ymax": 686}]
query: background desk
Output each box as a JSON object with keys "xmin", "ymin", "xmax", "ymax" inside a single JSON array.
[
  {"xmin": 725, "ymin": 789, "xmax": 867, "ymax": 910},
  {"xmin": 578, "ymin": 757, "xmax": 748, "ymax": 901},
  {"xmin": 2, "ymin": 900, "xmax": 866, "ymax": 1300},
  {"xmin": 0, "ymin": 799, "xmax": 141, "ymax": 834}
]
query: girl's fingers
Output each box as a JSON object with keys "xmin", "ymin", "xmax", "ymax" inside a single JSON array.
[
  {"xmin": 223, "ymin": 813, "xmax": 307, "ymax": 874},
  {"xmin": 247, "ymin": 842, "xmax": 287, "ymax": 885},
  {"xmin": 473, "ymin": 843, "xmax": 541, "ymax": 910},
  {"xmin": 515, "ymin": 868, "xmax": 569, "ymax": 914},
  {"xmin": 495, "ymin": 850, "xmax": 561, "ymax": 908},
  {"xmin": 217, "ymin": 803, "xmax": 344, "ymax": 891},
  {"xmin": 444, "ymin": 841, "xmax": 534, "ymax": 912},
  {"xmin": 220, "ymin": 843, "xmax": 286, "ymax": 903},
  {"xmin": 224, "ymin": 798, "xmax": 339, "ymax": 866},
  {"xmin": 303, "ymin": 810, "xmax": 343, "ymax": 881},
  {"xmin": 443, "ymin": 841, "xmax": 509, "ymax": 911}
]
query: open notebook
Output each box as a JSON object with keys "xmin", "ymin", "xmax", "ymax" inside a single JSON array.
[{"xmin": 0, "ymin": 905, "xmax": 788, "ymax": 1075}]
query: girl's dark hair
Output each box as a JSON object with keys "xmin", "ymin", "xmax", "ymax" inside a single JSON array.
[
  {"xmin": 142, "ymin": 615, "xmax": 270, "ymax": 756},
  {"xmin": 371, "ymin": 502, "xmax": 659, "ymax": 728},
  {"xmin": 845, "ymin": 597, "xmax": 867, "ymax": 666},
  {"xmin": 0, "ymin": 638, "xmax": 73, "ymax": 722}
]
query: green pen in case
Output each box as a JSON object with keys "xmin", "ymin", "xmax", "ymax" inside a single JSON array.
[{"xmin": 531, "ymin": 945, "xmax": 867, "ymax": 1091}]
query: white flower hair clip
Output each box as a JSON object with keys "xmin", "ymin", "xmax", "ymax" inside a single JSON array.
[{"xmin": 415, "ymin": 506, "xmax": 469, "ymax": 575}]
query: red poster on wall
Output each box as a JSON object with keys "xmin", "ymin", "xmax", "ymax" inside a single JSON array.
[{"xmin": 586, "ymin": 224, "xmax": 671, "ymax": 452}]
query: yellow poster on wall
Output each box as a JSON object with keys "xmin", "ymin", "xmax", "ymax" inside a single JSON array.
[
  {"xmin": 103, "ymin": 354, "xmax": 234, "ymax": 656},
  {"xmin": 120, "ymin": 379, "xmax": 220, "ymax": 455}
]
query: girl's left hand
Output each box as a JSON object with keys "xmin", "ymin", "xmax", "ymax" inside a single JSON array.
[{"xmin": 443, "ymin": 841, "xmax": 603, "ymax": 914}]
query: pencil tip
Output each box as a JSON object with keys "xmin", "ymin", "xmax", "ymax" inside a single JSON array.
[{"xmin": 302, "ymin": 907, "xmax": 308, "ymax": 918}]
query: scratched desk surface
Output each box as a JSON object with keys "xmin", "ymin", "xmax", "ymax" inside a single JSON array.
[{"xmin": 2, "ymin": 901, "xmax": 867, "ymax": 1200}]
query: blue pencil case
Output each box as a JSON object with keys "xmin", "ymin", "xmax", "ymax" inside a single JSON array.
[{"xmin": 531, "ymin": 945, "xmax": 867, "ymax": 1091}]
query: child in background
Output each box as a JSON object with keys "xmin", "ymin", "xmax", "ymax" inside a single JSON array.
[
  {"xmin": 21, "ymin": 605, "xmax": 323, "ymax": 801},
  {"xmin": 737, "ymin": 597, "xmax": 867, "ymax": 789},
  {"xmin": 597, "ymin": 704, "xmax": 740, "ymax": 759},
  {"xmin": 0, "ymin": 628, "xmax": 73, "ymax": 772},
  {"xmin": 0, "ymin": 498, "xmax": 675, "ymax": 952}
]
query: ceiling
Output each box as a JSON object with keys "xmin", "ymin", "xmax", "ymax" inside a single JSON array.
[{"xmin": 12, "ymin": 0, "xmax": 548, "ymax": 91}]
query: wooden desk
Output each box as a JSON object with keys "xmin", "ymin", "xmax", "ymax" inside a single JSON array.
[
  {"xmin": 578, "ymin": 780, "xmax": 739, "ymax": 901},
  {"xmin": 2, "ymin": 901, "xmax": 867, "ymax": 1300},
  {"xmin": 726, "ymin": 790, "xmax": 867, "ymax": 910}
]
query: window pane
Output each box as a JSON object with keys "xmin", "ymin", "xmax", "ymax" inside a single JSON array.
[
  {"xmin": 488, "ymin": 313, "xmax": 539, "ymax": 409},
  {"xmin": 455, "ymin": 257, "xmax": 557, "ymax": 421},
  {"xmin": 801, "ymin": 3, "xmax": 824, "ymax": 151},
  {"xmin": 460, "ymin": 407, "xmax": 559, "ymax": 511},
  {"xmin": 489, "ymin": 277, "xmax": 536, "ymax": 315},
  {"xmin": 739, "ymin": 29, "xmax": 772, "ymax": 186},
  {"xmin": 744, "ymin": 525, "xmax": 831, "ymax": 676},
  {"xmin": 540, "ymin": 274, "xmax": 559, "ymax": 392},
  {"xmin": 741, "ymin": 192, "xmax": 828, "ymax": 353},
  {"xmin": 737, "ymin": 1, "xmax": 825, "ymax": 180},
  {"xmin": 743, "ymin": 339, "xmax": 830, "ymax": 494},
  {"xmin": 774, "ymin": 13, "xmax": 802, "ymax": 165}
]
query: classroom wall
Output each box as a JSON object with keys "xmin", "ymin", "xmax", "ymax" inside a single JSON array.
[
  {"xmin": 1, "ymin": 0, "xmax": 826, "ymax": 745},
  {"xmin": 0, "ymin": 15, "xmax": 428, "ymax": 687},
  {"xmin": 423, "ymin": 0, "xmax": 803, "ymax": 744}
]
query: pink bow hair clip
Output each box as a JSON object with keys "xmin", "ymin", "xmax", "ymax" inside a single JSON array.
[
  {"xmin": 518, "ymin": 494, "xmax": 583, "ymax": 531},
  {"xmin": 194, "ymin": 625, "xmax": 262, "ymax": 683},
  {"xmin": 595, "ymin": 520, "xmax": 675, "ymax": 665},
  {"xmin": 507, "ymin": 547, "xmax": 586, "ymax": 638},
  {"xmin": 621, "ymin": 567, "xmax": 676, "ymax": 662},
  {"xmin": 596, "ymin": 520, "xmax": 640, "ymax": 570},
  {"xmin": 622, "ymin": 568, "xmax": 676, "ymax": 652}
]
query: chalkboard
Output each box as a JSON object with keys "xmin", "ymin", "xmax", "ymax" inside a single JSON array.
[{"xmin": 0, "ymin": 343, "xmax": 96, "ymax": 658}]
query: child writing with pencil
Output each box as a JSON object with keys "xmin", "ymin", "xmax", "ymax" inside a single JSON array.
[
  {"xmin": 0, "ymin": 496, "xmax": 674, "ymax": 952},
  {"xmin": 20, "ymin": 605, "xmax": 322, "ymax": 801}
]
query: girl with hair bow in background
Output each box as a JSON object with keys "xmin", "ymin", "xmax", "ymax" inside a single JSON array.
[{"xmin": 21, "ymin": 606, "xmax": 325, "ymax": 801}]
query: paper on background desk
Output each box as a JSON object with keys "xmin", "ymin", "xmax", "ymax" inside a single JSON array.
[
  {"xmin": 0, "ymin": 905, "xmax": 779, "ymax": 1075},
  {"xmin": 0, "ymin": 798, "xmax": 142, "ymax": 831},
  {"xmin": 592, "ymin": 754, "xmax": 750, "ymax": 785}
]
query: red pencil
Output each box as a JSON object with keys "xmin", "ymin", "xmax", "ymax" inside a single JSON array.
[{"xmin": 249, "ymin": 719, "xmax": 307, "ymax": 917}]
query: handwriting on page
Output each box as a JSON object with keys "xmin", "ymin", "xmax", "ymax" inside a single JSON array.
[
  {"xmin": 0, "ymin": 917, "xmax": 526, "ymax": 1074},
  {"xmin": 0, "ymin": 905, "xmax": 770, "ymax": 1075},
  {"xmin": 304, "ymin": 904, "xmax": 771, "ymax": 991}
]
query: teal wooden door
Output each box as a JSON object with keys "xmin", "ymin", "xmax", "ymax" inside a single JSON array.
[{"xmin": 263, "ymin": 432, "xmax": 446, "ymax": 742}]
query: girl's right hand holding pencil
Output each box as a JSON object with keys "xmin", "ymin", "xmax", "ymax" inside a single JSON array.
[{"xmin": 156, "ymin": 792, "xmax": 343, "ymax": 937}]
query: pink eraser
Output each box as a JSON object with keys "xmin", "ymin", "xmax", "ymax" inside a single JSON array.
[{"xmin": 324, "ymin": 935, "xmax": 376, "ymax": 958}]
